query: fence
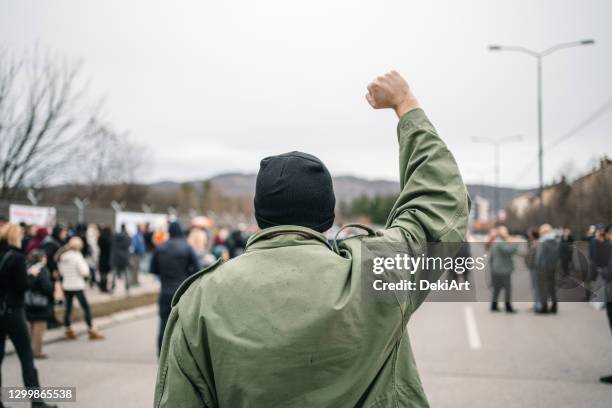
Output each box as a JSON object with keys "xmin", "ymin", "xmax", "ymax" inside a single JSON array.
[{"xmin": 0, "ymin": 199, "xmax": 115, "ymax": 226}]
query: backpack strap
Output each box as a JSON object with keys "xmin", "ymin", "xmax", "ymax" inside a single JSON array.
[{"xmin": 0, "ymin": 250, "xmax": 14, "ymax": 274}]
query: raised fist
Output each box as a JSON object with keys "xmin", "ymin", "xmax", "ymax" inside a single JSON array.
[{"xmin": 366, "ymin": 71, "xmax": 419, "ymax": 118}]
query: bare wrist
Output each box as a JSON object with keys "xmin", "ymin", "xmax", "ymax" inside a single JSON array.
[{"xmin": 394, "ymin": 97, "xmax": 420, "ymax": 119}]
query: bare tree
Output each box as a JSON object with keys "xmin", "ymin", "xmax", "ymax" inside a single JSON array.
[{"xmin": 0, "ymin": 47, "xmax": 141, "ymax": 198}]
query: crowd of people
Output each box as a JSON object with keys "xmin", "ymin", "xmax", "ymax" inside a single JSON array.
[
  {"xmin": 487, "ymin": 223, "xmax": 612, "ymax": 383},
  {"xmin": 0, "ymin": 215, "xmax": 254, "ymax": 407},
  {"xmin": 487, "ymin": 223, "xmax": 612, "ymax": 314}
]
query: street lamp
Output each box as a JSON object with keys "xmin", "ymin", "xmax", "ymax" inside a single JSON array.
[
  {"xmin": 488, "ymin": 39, "xmax": 595, "ymax": 212},
  {"xmin": 473, "ymin": 135, "xmax": 522, "ymax": 220}
]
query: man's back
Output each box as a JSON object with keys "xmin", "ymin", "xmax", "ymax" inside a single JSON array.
[
  {"xmin": 155, "ymin": 72, "xmax": 470, "ymax": 408},
  {"xmin": 174, "ymin": 226, "xmax": 430, "ymax": 407}
]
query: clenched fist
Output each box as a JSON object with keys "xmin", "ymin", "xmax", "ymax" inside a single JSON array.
[{"xmin": 366, "ymin": 71, "xmax": 419, "ymax": 118}]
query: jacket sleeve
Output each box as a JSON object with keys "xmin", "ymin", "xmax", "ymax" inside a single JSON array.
[
  {"xmin": 155, "ymin": 307, "xmax": 213, "ymax": 408},
  {"xmin": 382, "ymin": 108, "xmax": 470, "ymax": 245},
  {"xmin": 377, "ymin": 108, "xmax": 470, "ymax": 315}
]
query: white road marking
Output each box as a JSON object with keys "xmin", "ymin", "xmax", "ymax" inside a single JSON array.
[{"xmin": 464, "ymin": 305, "xmax": 482, "ymax": 350}]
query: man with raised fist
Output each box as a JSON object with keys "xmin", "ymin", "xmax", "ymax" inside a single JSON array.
[{"xmin": 155, "ymin": 71, "xmax": 470, "ymax": 408}]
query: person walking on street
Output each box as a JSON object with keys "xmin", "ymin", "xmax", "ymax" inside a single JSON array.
[
  {"xmin": 600, "ymin": 225, "xmax": 612, "ymax": 384},
  {"xmin": 25, "ymin": 250, "xmax": 54, "ymax": 359},
  {"xmin": 25, "ymin": 228, "xmax": 48, "ymax": 256},
  {"xmin": 588, "ymin": 227, "xmax": 609, "ymax": 301},
  {"xmin": 0, "ymin": 224, "xmax": 57, "ymax": 408},
  {"xmin": 524, "ymin": 227, "xmax": 542, "ymax": 312},
  {"xmin": 559, "ymin": 228, "xmax": 574, "ymax": 278},
  {"xmin": 536, "ymin": 224, "xmax": 560, "ymax": 314},
  {"xmin": 155, "ymin": 71, "xmax": 470, "ymax": 407},
  {"xmin": 97, "ymin": 225, "xmax": 112, "ymax": 292},
  {"xmin": 490, "ymin": 226, "xmax": 518, "ymax": 313},
  {"xmin": 111, "ymin": 224, "xmax": 132, "ymax": 295},
  {"xmin": 130, "ymin": 224, "xmax": 146, "ymax": 287},
  {"xmin": 40, "ymin": 225, "xmax": 67, "ymax": 330},
  {"xmin": 151, "ymin": 221, "xmax": 201, "ymax": 354},
  {"xmin": 57, "ymin": 237, "xmax": 104, "ymax": 341}
]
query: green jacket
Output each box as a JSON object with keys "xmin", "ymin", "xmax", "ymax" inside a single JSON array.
[
  {"xmin": 490, "ymin": 239, "xmax": 518, "ymax": 276},
  {"xmin": 154, "ymin": 108, "xmax": 470, "ymax": 408}
]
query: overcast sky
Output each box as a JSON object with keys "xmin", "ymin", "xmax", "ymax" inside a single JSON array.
[{"xmin": 1, "ymin": 0, "xmax": 611, "ymax": 188}]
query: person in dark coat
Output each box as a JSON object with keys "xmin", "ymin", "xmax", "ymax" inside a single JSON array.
[
  {"xmin": 150, "ymin": 221, "xmax": 201, "ymax": 354},
  {"xmin": 559, "ymin": 228, "xmax": 574, "ymax": 278},
  {"xmin": 25, "ymin": 250, "xmax": 54, "ymax": 359},
  {"xmin": 98, "ymin": 225, "xmax": 113, "ymax": 292},
  {"xmin": 225, "ymin": 227, "xmax": 247, "ymax": 258},
  {"xmin": 0, "ymin": 224, "xmax": 57, "ymax": 408},
  {"xmin": 40, "ymin": 225, "xmax": 67, "ymax": 329},
  {"xmin": 600, "ymin": 225, "xmax": 612, "ymax": 384},
  {"xmin": 40, "ymin": 225, "xmax": 67, "ymax": 276},
  {"xmin": 536, "ymin": 224, "xmax": 560, "ymax": 314},
  {"xmin": 111, "ymin": 224, "xmax": 132, "ymax": 295}
]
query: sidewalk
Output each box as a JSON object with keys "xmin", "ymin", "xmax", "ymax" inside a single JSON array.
[{"xmin": 6, "ymin": 272, "xmax": 160, "ymax": 354}]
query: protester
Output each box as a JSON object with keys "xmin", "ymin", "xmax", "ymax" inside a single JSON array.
[
  {"xmin": 0, "ymin": 223, "xmax": 58, "ymax": 408},
  {"xmin": 588, "ymin": 227, "xmax": 609, "ymax": 301},
  {"xmin": 490, "ymin": 225, "xmax": 518, "ymax": 313},
  {"xmin": 600, "ymin": 225, "xmax": 612, "ymax": 384},
  {"xmin": 559, "ymin": 228, "xmax": 574, "ymax": 277},
  {"xmin": 536, "ymin": 224, "xmax": 560, "ymax": 314},
  {"xmin": 111, "ymin": 224, "xmax": 132, "ymax": 295},
  {"xmin": 25, "ymin": 227, "xmax": 48, "ymax": 255},
  {"xmin": 143, "ymin": 222, "xmax": 154, "ymax": 253},
  {"xmin": 41, "ymin": 225, "xmax": 67, "ymax": 275},
  {"xmin": 97, "ymin": 225, "xmax": 113, "ymax": 292},
  {"xmin": 25, "ymin": 249, "xmax": 54, "ymax": 359},
  {"xmin": 57, "ymin": 237, "xmax": 104, "ymax": 341},
  {"xmin": 225, "ymin": 225, "xmax": 247, "ymax": 258},
  {"xmin": 524, "ymin": 227, "xmax": 542, "ymax": 312},
  {"xmin": 130, "ymin": 224, "xmax": 146, "ymax": 287},
  {"xmin": 151, "ymin": 221, "xmax": 200, "ymax": 354},
  {"xmin": 154, "ymin": 71, "xmax": 470, "ymax": 407},
  {"xmin": 40, "ymin": 225, "xmax": 67, "ymax": 330},
  {"xmin": 187, "ymin": 224, "xmax": 213, "ymax": 266},
  {"xmin": 86, "ymin": 224, "xmax": 101, "ymax": 288},
  {"xmin": 21, "ymin": 224, "xmax": 37, "ymax": 253}
]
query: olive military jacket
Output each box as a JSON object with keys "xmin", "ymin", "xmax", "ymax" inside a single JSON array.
[{"xmin": 154, "ymin": 108, "xmax": 470, "ymax": 408}]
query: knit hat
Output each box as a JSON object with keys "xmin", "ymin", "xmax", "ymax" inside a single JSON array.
[{"xmin": 254, "ymin": 151, "xmax": 335, "ymax": 232}]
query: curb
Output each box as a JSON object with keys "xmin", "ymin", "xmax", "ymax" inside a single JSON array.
[{"xmin": 5, "ymin": 303, "xmax": 158, "ymax": 355}]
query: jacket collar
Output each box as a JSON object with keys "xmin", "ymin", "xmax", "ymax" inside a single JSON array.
[{"xmin": 246, "ymin": 225, "xmax": 331, "ymax": 252}]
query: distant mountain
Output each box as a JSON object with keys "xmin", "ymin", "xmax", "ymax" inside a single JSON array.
[{"xmin": 149, "ymin": 173, "xmax": 531, "ymax": 209}]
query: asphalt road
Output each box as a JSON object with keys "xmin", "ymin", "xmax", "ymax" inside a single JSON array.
[{"xmin": 3, "ymin": 297, "xmax": 612, "ymax": 407}]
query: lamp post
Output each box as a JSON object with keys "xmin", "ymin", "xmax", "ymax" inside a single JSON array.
[
  {"xmin": 488, "ymin": 39, "xmax": 595, "ymax": 213},
  {"xmin": 473, "ymin": 135, "xmax": 522, "ymax": 220}
]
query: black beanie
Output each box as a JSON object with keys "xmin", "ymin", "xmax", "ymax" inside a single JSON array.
[{"xmin": 254, "ymin": 151, "xmax": 335, "ymax": 232}]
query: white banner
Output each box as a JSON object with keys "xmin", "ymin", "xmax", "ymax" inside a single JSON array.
[
  {"xmin": 9, "ymin": 204, "xmax": 57, "ymax": 227},
  {"xmin": 115, "ymin": 211, "xmax": 168, "ymax": 236}
]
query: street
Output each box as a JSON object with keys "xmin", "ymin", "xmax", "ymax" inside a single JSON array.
[{"xmin": 3, "ymin": 299, "xmax": 611, "ymax": 407}]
